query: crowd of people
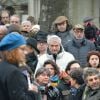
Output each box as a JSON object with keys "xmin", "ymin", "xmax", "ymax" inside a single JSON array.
[{"xmin": 0, "ymin": 9, "xmax": 100, "ymax": 100}]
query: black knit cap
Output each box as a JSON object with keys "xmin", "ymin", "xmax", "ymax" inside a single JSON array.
[{"xmin": 26, "ymin": 37, "xmax": 39, "ymax": 53}]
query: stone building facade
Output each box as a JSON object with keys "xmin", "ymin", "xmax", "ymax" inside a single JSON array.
[{"xmin": 0, "ymin": 0, "xmax": 99, "ymax": 27}]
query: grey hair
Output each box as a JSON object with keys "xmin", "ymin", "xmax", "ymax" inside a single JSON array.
[
  {"xmin": 21, "ymin": 20, "xmax": 32, "ymax": 25},
  {"xmin": 35, "ymin": 67, "xmax": 50, "ymax": 78},
  {"xmin": 83, "ymin": 68, "xmax": 100, "ymax": 82},
  {"xmin": 47, "ymin": 35, "xmax": 61, "ymax": 44}
]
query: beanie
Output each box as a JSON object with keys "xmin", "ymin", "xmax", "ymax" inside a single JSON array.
[
  {"xmin": 26, "ymin": 37, "xmax": 39, "ymax": 53},
  {"xmin": 0, "ymin": 32, "xmax": 26, "ymax": 51},
  {"xmin": 32, "ymin": 25, "xmax": 40, "ymax": 30}
]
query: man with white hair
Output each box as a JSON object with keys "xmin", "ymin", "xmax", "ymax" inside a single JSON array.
[{"xmin": 35, "ymin": 35, "xmax": 75, "ymax": 73}]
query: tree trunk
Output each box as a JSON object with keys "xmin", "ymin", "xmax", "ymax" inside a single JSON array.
[{"xmin": 39, "ymin": 0, "xmax": 69, "ymax": 33}]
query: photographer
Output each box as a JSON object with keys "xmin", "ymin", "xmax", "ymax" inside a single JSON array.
[{"xmin": 34, "ymin": 67, "xmax": 61, "ymax": 100}]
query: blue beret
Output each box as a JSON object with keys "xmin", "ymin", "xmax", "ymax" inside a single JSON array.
[{"xmin": 0, "ymin": 32, "xmax": 26, "ymax": 51}]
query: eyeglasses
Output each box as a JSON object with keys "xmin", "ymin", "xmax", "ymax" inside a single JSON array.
[{"xmin": 74, "ymin": 29, "xmax": 84, "ymax": 33}]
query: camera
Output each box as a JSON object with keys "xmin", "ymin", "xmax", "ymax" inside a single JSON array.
[
  {"xmin": 38, "ymin": 85, "xmax": 60, "ymax": 98},
  {"xmin": 38, "ymin": 86, "xmax": 46, "ymax": 94}
]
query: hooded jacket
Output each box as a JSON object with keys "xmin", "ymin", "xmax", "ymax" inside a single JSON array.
[{"xmin": 35, "ymin": 46, "xmax": 74, "ymax": 74}]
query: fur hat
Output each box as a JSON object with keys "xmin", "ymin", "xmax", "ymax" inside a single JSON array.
[{"xmin": 0, "ymin": 32, "xmax": 26, "ymax": 51}]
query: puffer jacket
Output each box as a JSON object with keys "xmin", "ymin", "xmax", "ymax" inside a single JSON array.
[
  {"xmin": 65, "ymin": 38, "xmax": 95, "ymax": 67},
  {"xmin": 35, "ymin": 46, "xmax": 75, "ymax": 74}
]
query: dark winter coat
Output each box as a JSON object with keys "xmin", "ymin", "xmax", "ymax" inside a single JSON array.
[
  {"xmin": 65, "ymin": 38, "xmax": 96, "ymax": 67},
  {"xmin": 26, "ymin": 52, "xmax": 38, "ymax": 74},
  {"xmin": 57, "ymin": 79, "xmax": 71, "ymax": 100},
  {"xmin": 0, "ymin": 61, "xmax": 40, "ymax": 100},
  {"xmin": 55, "ymin": 31, "xmax": 73, "ymax": 49},
  {"xmin": 71, "ymin": 84, "xmax": 86, "ymax": 100}
]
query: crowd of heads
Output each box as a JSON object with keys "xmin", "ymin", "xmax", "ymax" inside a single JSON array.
[{"xmin": 0, "ymin": 8, "xmax": 100, "ymax": 100}]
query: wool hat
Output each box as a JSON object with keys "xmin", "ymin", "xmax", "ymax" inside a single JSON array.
[
  {"xmin": 26, "ymin": 37, "xmax": 39, "ymax": 53},
  {"xmin": 83, "ymin": 17, "xmax": 94, "ymax": 23},
  {"xmin": 73, "ymin": 24, "xmax": 84, "ymax": 30},
  {"xmin": 54, "ymin": 16, "xmax": 68, "ymax": 24},
  {"xmin": 0, "ymin": 32, "xmax": 26, "ymax": 51},
  {"xmin": 31, "ymin": 25, "xmax": 40, "ymax": 30}
]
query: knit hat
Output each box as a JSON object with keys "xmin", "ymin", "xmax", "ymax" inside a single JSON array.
[
  {"xmin": 54, "ymin": 16, "xmax": 68, "ymax": 24},
  {"xmin": 31, "ymin": 25, "xmax": 40, "ymax": 30},
  {"xmin": 0, "ymin": 32, "xmax": 26, "ymax": 51},
  {"xmin": 26, "ymin": 37, "xmax": 39, "ymax": 53}
]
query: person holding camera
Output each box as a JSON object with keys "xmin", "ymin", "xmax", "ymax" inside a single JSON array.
[{"xmin": 34, "ymin": 67, "xmax": 61, "ymax": 100}]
